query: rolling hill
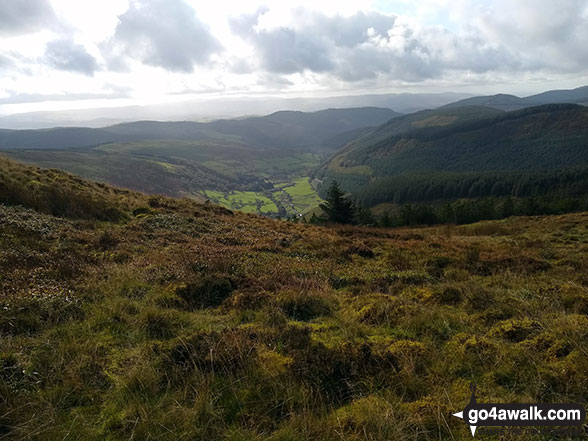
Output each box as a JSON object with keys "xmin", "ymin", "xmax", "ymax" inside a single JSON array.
[
  {"xmin": 0, "ymin": 107, "xmax": 400, "ymax": 152},
  {"xmin": 316, "ymin": 103, "xmax": 588, "ymax": 207},
  {"xmin": 443, "ymin": 85, "xmax": 588, "ymax": 111}
]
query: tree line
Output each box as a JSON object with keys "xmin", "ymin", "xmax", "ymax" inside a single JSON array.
[
  {"xmin": 312, "ymin": 180, "xmax": 588, "ymax": 228},
  {"xmin": 352, "ymin": 167, "xmax": 588, "ymax": 208}
]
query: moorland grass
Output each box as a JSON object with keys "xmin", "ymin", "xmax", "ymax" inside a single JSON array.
[{"xmin": 1, "ymin": 156, "xmax": 588, "ymax": 440}]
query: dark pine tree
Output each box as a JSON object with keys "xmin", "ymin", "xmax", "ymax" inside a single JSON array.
[{"xmin": 320, "ymin": 181, "xmax": 356, "ymax": 224}]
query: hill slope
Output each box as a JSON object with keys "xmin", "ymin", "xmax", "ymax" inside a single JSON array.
[
  {"xmin": 0, "ymin": 107, "xmax": 400, "ymax": 152},
  {"xmin": 317, "ymin": 104, "xmax": 588, "ymax": 205},
  {"xmin": 1, "ymin": 155, "xmax": 588, "ymax": 440},
  {"xmin": 443, "ymin": 85, "xmax": 588, "ymax": 111}
]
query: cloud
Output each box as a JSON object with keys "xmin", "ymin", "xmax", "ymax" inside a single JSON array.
[
  {"xmin": 0, "ymin": 54, "xmax": 13, "ymax": 69},
  {"xmin": 229, "ymin": 5, "xmax": 586, "ymax": 84},
  {"xmin": 0, "ymin": 91, "xmax": 130, "ymax": 105},
  {"xmin": 104, "ymin": 0, "xmax": 222, "ymax": 72},
  {"xmin": 230, "ymin": 10, "xmax": 447, "ymax": 81},
  {"xmin": 44, "ymin": 39, "xmax": 98, "ymax": 76},
  {"xmin": 0, "ymin": 0, "xmax": 57, "ymax": 36},
  {"xmin": 473, "ymin": 0, "xmax": 588, "ymax": 72}
]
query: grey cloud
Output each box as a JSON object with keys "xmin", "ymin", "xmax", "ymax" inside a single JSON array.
[
  {"xmin": 229, "ymin": 6, "xmax": 269, "ymax": 36},
  {"xmin": 44, "ymin": 39, "xmax": 98, "ymax": 76},
  {"xmin": 0, "ymin": 52, "xmax": 34, "ymax": 75},
  {"xmin": 230, "ymin": 9, "xmax": 335, "ymax": 74},
  {"xmin": 0, "ymin": 54, "xmax": 12, "ymax": 68},
  {"xmin": 335, "ymin": 45, "xmax": 439, "ymax": 83},
  {"xmin": 0, "ymin": 0, "xmax": 57, "ymax": 36},
  {"xmin": 231, "ymin": 10, "xmax": 438, "ymax": 81},
  {"xmin": 253, "ymin": 28, "xmax": 333, "ymax": 74},
  {"xmin": 475, "ymin": 0, "xmax": 588, "ymax": 72},
  {"xmin": 105, "ymin": 0, "xmax": 221, "ymax": 72},
  {"xmin": 256, "ymin": 73, "xmax": 294, "ymax": 88},
  {"xmin": 312, "ymin": 11, "xmax": 397, "ymax": 47},
  {"xmin": 230, "ymin": 6, "xmax": 586, "ymax": 84}
]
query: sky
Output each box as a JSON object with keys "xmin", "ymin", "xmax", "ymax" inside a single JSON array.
[{"xmin": 1, "ymin": 0, "xmax": 588, "ymax": 116}]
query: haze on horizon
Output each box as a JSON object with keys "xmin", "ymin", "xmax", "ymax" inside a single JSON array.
[{"xmin": 1, "ymin": 0, "xmax": 588, "ymax": 123}]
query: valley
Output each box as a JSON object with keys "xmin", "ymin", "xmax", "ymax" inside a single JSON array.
[{"xmin": 0, "ymin": 107, "xmax": 400, "ymax": 217}]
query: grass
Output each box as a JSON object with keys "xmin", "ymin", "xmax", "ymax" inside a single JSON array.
[
  {"xmin": 282, "ymin": 177, "xmax": 323, "ymax": 213},
  {"xmin": 272, "ymin": 177, "xmax": 323, "ymax": 216},
  {"xmin": 203, "ymin": 190, "xmax": 278, "ymax": 214},
  {"xmin": 1, "ymin": 155, "xmax": 588, "ymax": 440}
]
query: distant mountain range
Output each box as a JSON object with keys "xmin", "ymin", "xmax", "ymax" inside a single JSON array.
[
  {"xmin": 0, "ymin": 92, "xmax": 470, "ymax": 129},
  {"xmin": 443, "ymin": 85, "xmax": 588, "ymax": 111},
  {"xmin": 0, "ymin": 107, "xmax": 399, "ymax": 152}
]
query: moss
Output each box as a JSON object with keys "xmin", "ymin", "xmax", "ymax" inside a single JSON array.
[{"xmin": 489, "ymin": 318, "xmax": 541, "ymax": 342}]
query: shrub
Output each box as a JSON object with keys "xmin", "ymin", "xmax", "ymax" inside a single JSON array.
[
  {"xmin": 252, "ymin": 322, "xmax": 312, "ymax": 351},
  {"xmin": 329, "ymin": 395, "xmax": 403, "ymax": 438},
  {"xmin": 464, "ymin": 287, "xmax": 495, "ymax": 311},
  {"xmin": 97, "ymin": 230, "xmax": 119, "ymax": 250},
  {"xmin": 388, "ymin": 271, "xmax": 431, "ymax": 286},
  {"xmin": 175, "ymin": 275, "xmax": 234, "ymax": 309},
  {"xmin": 226, "ymin": 290, "xmax": 269, "ymax": 311},
  {"xmin": 329, "ymin": 275, "xmax": 365, "ymax": 290},
  {"xmin": 142, "ymin": 310, "xmax": 176, "ymax": 339},
  {"xmin": 346, "ymin": 242, "xmax": 375, "ymax": 259},
  {"xmin": 0, "ymin": 296, "xmax": 84, "ymax": 336},
  {"xmin": 426, "ymin": 256, "xmax": 454, "ymax": 278},
  {"xmin": 431, "ymin": 287, "xmax": 462, "ymax": 305},
  {"xmin": 278, "ymin": 291, "xmax": 334, "ymax": 321},
  {"xmin": 387, "ymin": 340, "xmax": 427, "ymax": 374},
  {"xmin": 289, "ymin": 343, "xmax": 355, "ymax": 404},
  {"xmin": 358, "ymin": 297, "xmax": 419, "ymax": 326},
  {"xmin": 489, "ymin": 319, "xmax": 541, "ymax": 342},
  {"xmin": 164, "ymin": 329, "xmax": 256, "ymax": 378},
  {"xmin": 132, "ymin": 206, "xmax": 153, "ymax": 216}
]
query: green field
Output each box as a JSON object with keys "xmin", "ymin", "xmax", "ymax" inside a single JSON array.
[
  {"xmin": 203, "ymin": 190, "xmax": 278, "ymax": 214},
  {"xmin": 280, "ymin": 177, "xmax": 323, "ymax": 214},
  {"xmin": 274, "ymin": 177, "xmax": 321, "ymax": 214},
  {"xmin": 203, "ymin": 177, "xmax": 322, "ymax": 217}
]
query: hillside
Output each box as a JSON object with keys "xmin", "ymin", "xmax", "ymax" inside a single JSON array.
[
  {"xmin": 1, "ymin": 156, "xmax": 588, "ymax": 440},
  {"xmin": 0, "ymin": 107, "xmax": 400, "ymax": 152},
  {"xmin": 317, "ymin": 104, "xmax": 588, "ymax": 206}
]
